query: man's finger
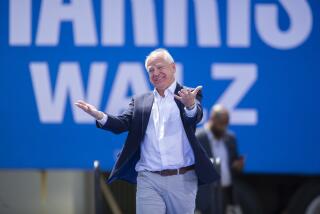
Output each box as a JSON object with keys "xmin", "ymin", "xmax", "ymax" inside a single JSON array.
[
  {"xmin": 178, "ymin": 91, "xmax": 184, "ymax": 97},
  {"xmin": 191, "ymin": 86, "xmax": 203, "ymax": 95},
  {"xmin": 76, "ymin": 100, "xmax": 87, "ymax": 105},
  {"xmin": 181, "ymin": 89, "xmax": 189, "ymax": 96},
  {"xmin": 180, "ymin": 89, "xmax": 190, "ymax": 97},
  {"xmin": 174, "ymin": 94, "xmax": 182, "ymax": 101},
  {"xmin": 181, "ymin": 88, "xmax": 188, "ymax": 93},
  {"xmin": 75, "ymin": 102, "xmax": 84, "ymax": 108},
  {"xmin": 75, "ymin": 102, "xmax": 90, "ymax": 112},
  {"xmin": 76, "ymin": 103, "xmax": 86, "ymax": 111}
]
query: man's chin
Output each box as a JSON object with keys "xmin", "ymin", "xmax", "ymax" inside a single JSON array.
[
  {"xmin": 154, "ymin": 83, "xmax": 165, "ymax": 89},
  {"xmin": 158, "ymin": 84, "xmax": 170, "ymax": 90}
]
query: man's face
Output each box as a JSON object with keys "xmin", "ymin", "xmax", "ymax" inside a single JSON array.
[
  {"xmin": 146, "ymin": 54, "xmax": 175, "ymax": 91},
  {"xmin": 210, "ymin": 113, "xmax": 229, "ymax": 139}
]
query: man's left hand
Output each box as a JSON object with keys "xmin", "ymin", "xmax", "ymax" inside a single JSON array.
[{"xmin": 174, "ymin": 86, "xmax": 202, "ymax": 109}]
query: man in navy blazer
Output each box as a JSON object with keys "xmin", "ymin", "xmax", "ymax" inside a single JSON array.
[{"xmin": 76, "ymin": 48, "xmax": 219, "ymax": 213}]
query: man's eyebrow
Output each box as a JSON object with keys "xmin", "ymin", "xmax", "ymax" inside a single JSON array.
[{"xmin": 148, "ymin": 63, "xmax": 162, "ymax": 68}]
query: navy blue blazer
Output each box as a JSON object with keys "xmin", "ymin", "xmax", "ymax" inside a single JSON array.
[{"xmin": 96, "ymin": 83, "xmax": 219, "ymax": 185}]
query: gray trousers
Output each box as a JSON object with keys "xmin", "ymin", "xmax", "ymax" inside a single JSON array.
[{"xmin": 136, "ymin": 170, "xmax": 198, "ymax": 214}]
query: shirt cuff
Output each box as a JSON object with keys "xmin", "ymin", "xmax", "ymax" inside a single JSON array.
[
  {"xmin": 97, "ymin": 113, "xmax": 108, "ymax": 126},
  {"xmin": 184, "ymin": 104, "xmax": 197, "ymax": 117}
]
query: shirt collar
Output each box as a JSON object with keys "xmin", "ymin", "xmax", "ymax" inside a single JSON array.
[{"xmin": 153, "ymin": 80, "xmax": 177, "ymax": 98}]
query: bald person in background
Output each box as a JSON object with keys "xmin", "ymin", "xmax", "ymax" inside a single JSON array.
[
  {"xmin": 75, "ymin": 48, "xmax": 219, "ymax": 214},
  {"xmin": 196, "ymin": 105, "xmax": 244, "ymax": 214}
]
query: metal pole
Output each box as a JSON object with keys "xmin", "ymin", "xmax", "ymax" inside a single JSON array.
[{"xmin": 94, "ymin": 160, "xmax": 103, "ymax": 214}]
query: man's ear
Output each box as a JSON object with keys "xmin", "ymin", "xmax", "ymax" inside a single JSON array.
[{"xmin": 171, "ymin": 63, "xmax": 176, "ymax": 73}]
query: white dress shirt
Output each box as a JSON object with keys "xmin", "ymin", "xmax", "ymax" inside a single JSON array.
[
  {"xmin": 98, "ymin": 81, "xmax": 197, "ymax": 172},
  {"xmin": 205, "ymin": 126, "xmax": 232, "ymax": 187}
]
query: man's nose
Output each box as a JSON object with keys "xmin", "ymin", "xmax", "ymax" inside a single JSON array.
[{"xmin": 153, "ymin": 68, "xmax": 160, "ymax": 76}]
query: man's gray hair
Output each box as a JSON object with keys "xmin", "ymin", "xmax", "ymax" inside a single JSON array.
[{"xmin": 145, "ymin": 48, "xmax": 175, "ymax": 70}]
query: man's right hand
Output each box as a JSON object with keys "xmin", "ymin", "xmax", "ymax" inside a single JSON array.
[
  {"xmin": 232, "ymin": 156, "xmax": 245, "ymax": 171},
  {"xmin": 75, "ymin": 100, "xmax": 104, "ymax": 120}
]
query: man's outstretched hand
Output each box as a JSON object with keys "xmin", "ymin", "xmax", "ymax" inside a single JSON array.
[
  {"xmin": 75, "ymin": 100, "xmax": 104, "ymax": 120},
  {"xmin": 174, "ymin": 86, "xmax": 202, "ymax": 109}
]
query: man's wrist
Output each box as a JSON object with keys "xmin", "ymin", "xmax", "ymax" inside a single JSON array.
[
  {"xmin": 95, "ymin": 111, "xmax": 104, "ymax": 120},
  {"xmin": 186, "ymin": 103, "xmax": 195, "ymax": 110}
]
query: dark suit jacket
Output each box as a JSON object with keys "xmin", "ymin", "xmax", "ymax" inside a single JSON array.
[
  {"xmin": 196, "ymin": 128, "xmax": 240, "ymax": 177},
  {"xmin": 96, "ymin": 83, "xmax": 219, "ymax": 185},
  {"xmin": 195, "ymin": 128, "xmax": 240, "ymax": 212}
]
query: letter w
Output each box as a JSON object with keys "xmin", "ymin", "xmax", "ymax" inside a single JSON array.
[{"xmin": 30, "ymin": 62, "xmax": 107, "ymax": 123}]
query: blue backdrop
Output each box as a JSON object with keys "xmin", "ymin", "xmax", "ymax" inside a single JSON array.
[{"xmin": 1, "ymin": 0, "xmax": 319, "ymax": 174}]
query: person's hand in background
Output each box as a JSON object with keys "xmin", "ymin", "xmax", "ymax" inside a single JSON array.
[{"xmin": 232, "ymin": 156, "xmax": 245, "ymax": 171}]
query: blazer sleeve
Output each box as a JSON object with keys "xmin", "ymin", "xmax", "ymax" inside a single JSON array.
[
  {"xmin": 96, "ymin": 98, "xmax": 134, "ymax": 134},
  {"xmin": 227, "ymin": 133, "xmax": 240, "ymax": 162},
  {"xmin": 226, "ymin": 133, "xmax": 242, "ymax": 176}
]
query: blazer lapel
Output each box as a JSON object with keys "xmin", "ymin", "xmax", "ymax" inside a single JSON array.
[
  {"xmin": 174, "ymin": 82, "xmax": 184, "ymax": 111},
  {"xmin": 141, "ymin": 92, "xmax": 154, "ymax": 135}
]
